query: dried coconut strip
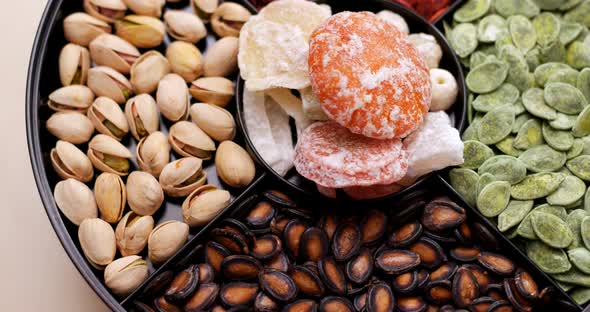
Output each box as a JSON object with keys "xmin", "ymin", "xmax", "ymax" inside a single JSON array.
[
  {"xmin": 266, "ymin": 88, "xmax": 313, "ymax": 136},
  {"xmin": 300, "ymin": 87, "xmax": 329, "ymax": 121},
  {"xmin": 265, "ymin": 95, "xmax": 295, "ymax": 176}
]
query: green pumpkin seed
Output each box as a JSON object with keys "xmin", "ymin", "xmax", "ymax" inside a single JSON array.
[
  {"xmin": 498, "ymin": 200, "xmax": 534, "ymax": 232},
  {"xmin": 557, "ymin": 281, "xmax": 576, "ymax": 292},
  {"xmin": 494, "ymin": 0, "xmax": 540, "ymax": 18},
  {"xmin": 512, "ymin": 113, "xmax": 533, "ymax": 133},
  {"xmin": 570, "ymin": 287, "xmax": 590, "ymax": 305},
  {"xmin": 466, "ymin": 61, "xmax": 509, "ymax": 93},
  {"xmin": 582, "ymin": 136, "xmax": 590, "ymax": 155},
  {"xmin": 546, "ymin": 67, "xmax": 579, "ymax": 86},
  {"xmin": 567, "ymin": 41, "xmax": 590, "ymax": 70},
  {"xmin": 549, "ymin": 113, "xmax": 578, "ymax": 130},
  {"xmin": 462, "ymin": 140, "xmax": 495, "ymax": 169},
  {"xmin": 443, "ymin": 20, "xmax": 453, "ymax": 38},
  {"xmin": 462, "ymin": 120, "xmax": 480, "ymax": 141},
  {"xmin": 518, "ymin": 144, "xmax": 566, "ymax": 172},
  {"xmin": 539, "ymin": 40, "xmax": 566, "ymax": 63},
  {"xmin": 560, "ymin": 0, "xmax": 584, "ymax": 11},
  {"xmin": 499, "ymin": 44, "xmax": 533, "ymax": 92},
  {"xmin": 577, "ymin": 68, "xmax": 590, "ymax": 101},
  {"xmin": 511, "ymin": 172, "xmax": 566, "ymax": 199},
  {"xmin": 477, "ymin": 106, "xmax": 515, "ymax": 144},
  {"xmin": 547, "ymin": 175, "xmax": 587, "ymax": 206},
  {"xmin": 449, "ymin": 168, "xmax": 480, "ymax": 206},
  {"xmin": 526, "ymin": 48, "xmax": 541, "ymax": 71},
  {"xmin": 531, "ymin": 212, "xmax": 574, "ymax": 248},
  {"xmin": 544, "ymin": 82, "xmax": 588, "ymax": 114},
  {"xmin": 567, "ymin": 209, "xmax": 588, "ymax": 250},
  {"xmin": 534, "ymin": 62, "xmax": 573, "ymax": 87},
  {"xmin": 582, "ymin": 216, "xmax": 590, "ymax": 249},
  {"xmin": 553, "ymin": 268, "xmax": 590, "ymax": 287},
  {"xmin": 526, "ymin": 240, "xmax": 571, "ymax": 273},
  {"xmin": 496, "ymin": 136, "xmax": 524, "ymax": 156},
  {"xmin": 567, "ymin": 155, "xmax": 590, "ymax": 181},
  {"xmin": 450, "ymin": 23, "xmax": 479, "ymax": 58},
  {"xmin": 470, "ymin": 51, "xmax": 488, "ymax": 69},
  {"xmin": 558, "ymin": 166, "xmax": 575, "ymax": 176},
  {"xmin": 478, "ymin": 155, "xmax": 528, "ymax": 185},
  {"xmin": 533, "ymin": 12, "xmax": 561, "ymax": 46},
  {"xmin": 568, "ymin": 248, "xmax": 590, "ymax": 274},
  {"xmin": 559, "ymin": 22, "xmax": 584, "ymax": 45},
  {"xmin": 513, "ymin": 118, "xmax": 545, "ymax": 149},
  {"xmin": 478, "ymin": 14, "xmax": 508, "ymax": 42},
  {"xmin": 454, "ymin": 0, "xmax": 492, "ymax": 22},
  {"xmin": 477, "ymin": 172, "xmax": 497, "ymax": 196},
  {"xmin": 505, "ymin": 226, "xmax": 520, "ymax": 239},
  {"xmin": 566, "ymin": 198, "xmax": 584, "ymax": 210},
  {"xmin": 495, "ymin": 33, "xmax": 515, "ymax": 51},
  {"xmin": 508, "ymin": 15, "xmax": 537, "ymax": 53},
  {"xmin": 522, "ymin": 88, "xmax": 558, "ymax": 120},
  {"xmin": 585, "ymin": 187, "xmax": 590, "ymax": 212},
  {"xmin": 573, "ymin": 105, "xmax": 590, "ymax": 137},
  {"xmin": 542, "ymin": 122, "xmax": 575, "ymax": 151},
  {"xmin": 533, "ymin": 0, "xmax": 562, "ymax": 10},
  {"xmin": 477, "ymin": 181, "xmax": 511, "ymax": 217},
  {"xmin": 512, "ymin": 100, "xmax": 526, "ymax": 116},
  {"xmin": 472, "ymin": 83, "xmax": 520, "ymax": 112},
  {"xmin": 567, "ymin": 139, "xmax": 585, "ymax": 159},
  {"xmin": 564, "ymin": 1, "xmax": 590, "ymax": 28},
  {"xmin": 519, "ymin": 204, "xmax": 568, "ymax": 239}
]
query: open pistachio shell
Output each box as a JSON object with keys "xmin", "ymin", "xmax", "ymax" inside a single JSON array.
[
  {"xmin": 159, "ymin": 157, "xmax": 207, "ymax": 197},
  {"xmin": 59, "ymin": 43, "xmax": 90, "ymax": 86},
  {"xmin": 156, "ymin": 73, "xmax": 190, "ymax": 122},
  {"xmin": 54, "ymin": 178, "xmax": 98, "ymax": 225},
  {"xmin": 192, "ymin": 0, "xmax": 219, "ymax": 21},
  {"xmin": 215, "ymin": 141, "xmax": 256, "ymax": 188},
  {"xmin": 87, "ymin": 134, "xmax": 133, "ymax": 176},
  {"xmin": 125, "ymin": 94, "xmax": 159, "ymax": 140},
  {"xmin": 148, "ymin": 220, "xmax": 189, "ymax": 264},
  {"xmin": 89, "ymin": 34, "xmax": 139, "ymax": 75},
  {"xmin": 203, "ymin": 37, "xmax": 239, "ymax": 77},
  {"xmin": 126, "ymin": 171, "xmax": 164, "ymax": 216},
  {"xmin": 166, "ymin": 41, "xmax": 204, "ymax": 83},
  {"xmin": 189, "ymin": 77, "xmax": 235, "ymax": 107},
  {"xmin": 87, "ymin": 66, "xmax": 133, "ymax": 104},
  {"xmin": 182, "ymin": 185, "xmax": 230, "ymax": 227},
  {"xmin": 190, "ymin": 103, "xmax": 236, "ymax": 142},
  {"xmin": 115, "ymin": 15, "xmax": 166, "ymax": 49},
  {"xmin": 48, "ymin": 85, "xmax": 94, "ymax": 113},
  {"xmin": 87, "ymin": 96, "xmax": 129, "ymax": 140},
  {"xmin": 46, "ymin": 111, "xmax": 95, "ymax": 144},
  {"xmin": 51, "ymin": 140, "xmax": 94, "ymax": 182},
  {"xmin": 95, "ymin": 172, "xmax": 126, "ymax": 224},
  {"xmin": 169, "ymin": 121, "xmax": 216, "ymax": 160},
  {"xmin": 123, "ymin": 0, "xmax": 165, "ymax": 17},
  {"xmin": 164, "ymin": 10, "xmax": 207, "ymax": 43},
  {"xmin": 130, "ymin": 51, "xmax": 171, "ymax": 94},
  {"xmin": 63, "ymin": 12, "xmax": 112, "ymax": 46},
  {"xmin": 210, "ymin": 2, "xmax": 251, "ymax": 37},
  {"xmin": 83, "ymin": 0, "xmax": 127, "ymax": 23},
  {"xmin": 104, "ymin": 255, "xmax": 149, "ymax": 296},
  {"xmin": 136, "ymin": 131, "xmax": 170, "ymax": 178},
  {"xmin": 116, "ymin": 211, "xmax": 154, "ymax": 256},
  {"xmin": 78, "ymin": 218, "xmax": 117, "ymax": 270}
]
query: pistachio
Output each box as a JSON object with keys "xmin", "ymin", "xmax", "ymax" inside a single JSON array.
[
  {"xmin": 125, "ymin": 94, "xmax": 159, "ymax": 140},
  {"xmin": 87, "ymin": 96, "xmax": 129, "ymax": 140},
  {"xmin": 189, "ymin": 77, "xmax": 235, "ymax": 107},
  {"xmin": 166, "ymin": 41, "xmax": 204, "ymax": 83},
  {"xmin": 87, "ymin": 134, "xmax": 133, "ymax": 175},
  {"xmin": 190, "ymin": 103, "xmax": 236, "ymax": 141},
  {"xmin": 210, "ymin": 2, "xmax": 251, "ymax": 37},
  {"xmin": 203, "ymin": 37, "xmax": 239, "ymax": 77},
  {"xmin": 83, "ymin": 0, "xmax": 127, "ymax": 23},
  {"xmin": 104, "ymin": 255, "xmax": 149, "ymax": 296},
  {"xmin": 54, "ymin": 178, "xmax": 98, "ymax": 225},
  {"xmin": 87, "ymin": 66, "xmax": 133, "ymax": 104},
  {"xmin": 46, "ymin": 111, "xmax": 95, "ymax": 144},
  {"xmin": 115, "ymin": 15, "xmax": 166, "ymax": 49},
  {"xmin": 215, "ymin": 141, "xmax": 256, "ymax": 188},
  {"xmin": 130, "ymin": 51, "xmax": 171, "ymax": 94},
  {"xmin": 136, "ymin": 131, "xmax": 170, "ymax": 177},
  {"xmin": 126, "ymin": 171, "xmax": 164, "ymax": 216},
  {"xmin": 95, "ymin": 172, "xmax": 126, "ymax": 223},
  {"xmin": 78, "ymin": 218, "xmax": 116, "ymax": 269},
  {"xmin": 116, "ymin": 211, "xmax": 154, "ymax": 256},
  {"xmin": 148, "ymin": 220, "xmax": 189, "ymax": 264},
  {"xmin": 123, "ymin": 0, "xmax": 165, "ymax": 17},
  {"xmin": 89, "ymin": 34, "xmax": 140, "ymax": 74},
  {"xmin": 63, "ymin": 12, "xmax": 111, "ymax": 46},
  {"xmin": 48, "ymin": 85, "xmax": 94, "ymax": 112},
  {"xmin": 192, "ymin": 0, "xmax": 219, "ymax": 21},
  {"xmin": 156, "ymin": 73, "xmax": 190, "ymax": 122},
  {"xmin": 182, "ymin": 185, "xmax": 231, "ymax": 227},
  {"xmin": 159, "ymin": 157, "xmax": 207, "ymax": 197},
  {"xmin": 59, "ymin": 43, "xmax": 91, "ymax": 86},
  {"xmin": 169, "ymin": 121, "xmax": 216, "ymax": 159},
  {"xmin": 51, "ymin": 140, "xmax": 94, "ymax": 182},
  {"xmin": 163, "ymin": 10, "xmax": 207, "ymax": 43}
]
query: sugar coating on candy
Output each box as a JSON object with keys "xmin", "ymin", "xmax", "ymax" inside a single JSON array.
[
  {"xmin": 300, "ymin": 87, "xmax": 329, "ymax": 121},
  {"xmin": 406, "ymin": 33, "xmax": 443, "ymax": 69},
  {"xmin": 294, "ymin": 121, "xmax": 408, "ymax": 188},
  {"xmin": 309, "ymin": 11, "xmax": 431, "ymax": 139},
  {"xmin": 376, "ymin": 10, "xmax": 409, "ymax": 34},
  {"xmin": 430, "ymin": 68, "xmax": 458, "ymax": 111}
]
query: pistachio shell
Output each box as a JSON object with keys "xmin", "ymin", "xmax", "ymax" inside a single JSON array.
[
  {"xmin": 104, "ymin": 255, "xmax": 149, "ymax": 296},
  {"xmin": 123, "ymin": 0, "xmax": 165, "ymax": 17},
  {"xmin": 87, "ymin": 66, "xmax": 133, "ymax": 104},
  {"xmin": 169, "ymin": 121, "xmax": 216, "ymax": 160},
  {"xmin": 204, "ymin": 37, "xmax": 239, "ymax": 77},
  {"xmin": 54, "ymin": 178, "xmax": 98, "ymax": 225},
  {"xmin": 87, "ymin": 96, "xmax": 129, "ymax": 140},
  {"xmin": 46, "ymin": 111, "xmax": 95, "ymax": 144},
  {"xmin": 83, "ymin": 0, "xmax": 127, "ymax": 23},
  {"xmin": 182, "ymin": 185, "xmax": 231, "ymax": 227},
  {"xmin": 87, "ymin": 134, "xmax": 133, "ymax": 176},
  {"xmin": 156, "ymin": 73, "xmax": 190, "ymax": 122},
  {"xmin": 95, "ymin": 172, "xmax": 126, "ymax": 223},
  {"xmin": 190, "ymin": 103, "xmax": 236, "ymax": 142},
  {"xmin": 166, "ymin": 41, "xmax": 204, "ymax": 83},
  {"xmin": 115, "ymin": 15, "xmax": 166, "ymax": 49},
  {"xmin": 192, "ymin": 0, "xmax": 219, "ymax": 21},
  {"xmin": 210, "ymin": 2, "xmax": 251, "ymax": 37},
  {"xmin": 89, "ymin": 34, "xmax": 140, "ymax": 74},
  {"xmin": 159, "ymin": 157, "xmax": 207, "ymax": 197},
  {"xmin": 215, "ymin": 141, "xmax": 256, "ymax": 188},
  {"xmin": 63, "ymin": 12, "xmax": 112, "ymax": 46},
  {"xmin": 125, "ymin": 94, "xmax": 159, "ymax": 140},
  {"xmin": 51, "ymin": 140, "xmax": 94, "ymax": 182},
  {"xmin": 189, "ymin": 77, "xmax": 235, "ymax": 107},
  {"xmin": 148, "ymin": 220, "xmax": 189, "ymax": 264},
  {"xmin": 136, "ymin": 131, "xmax": 170, "ymax": 178},
  {"xmin": 48, "ymin": 85, "xmax": 95, "ymax": 112},
  {"xmin": 78, "ymin": 218, "xmax": 116, "ymax": 269},
  {"xmin": 59, "ymin": 43, "xmax": 91, "ymax": 86},
  {"xmin": 130, "ymin": 51, "xmax": 171, "ymax": 94},
  {"xmin": 116, "ymin": 211, "xmax": 154, "ymax": 256},
  {"xmin": 164, "ymin": 10, "xmax": 207, "ymax": 43},
  {"xmin": 126, "ymin": 171, "xmax": 164, "ymax": 216}
]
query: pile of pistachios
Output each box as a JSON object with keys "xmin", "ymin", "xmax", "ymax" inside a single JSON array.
[{"xmin": 47, "ymin": 0, "xmax": 256, "ymax": 297}]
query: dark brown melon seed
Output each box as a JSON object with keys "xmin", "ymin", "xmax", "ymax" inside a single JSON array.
[
  {"xmin": 452, "ymin": 267, "xmax": 479, "ymax": 308},
  {"xmin": 477, "ymin": 252, "xmax": 515, "ymax": 276},
  {"xmin": 422, "ymin": 200, "xmax": 466, "ymax": 231},
  {"xmin": 196, "ymin": 263, "xmax": 215, "ymax": 283},
  {"xmin": 175, "ymin": 244, "xmax": 203, "ymax": 270},
  {"xmin": 360, "ymin": 210, "xmax": 388, "ymax": 245},
  {"xmin": 487, "ymin": 300, "xmax": 514, "ymax": 312},
  {"xmin": 388, "ymin": 221, "xmax": 423, "ymax": 248},
  {"xmin": 266, "ymin": 251, "xmax": 291, "ymax": 273},
  {"xmin": 164, "ymin": 264, "xmax": 200, "ymax": 302},
  {"xmin": 210, "ymin": 305, "xmax": 226, "ymax": 312},
  {"xmin": 407, "ymin": 238, "xmax": 445, "ymax": 269},
  {"xmin": 347, "ymin": 282, "xmax": 369, "ymax": 296},
  {"xmin": 345, "ymin": 247, "xmax": 373, "ymax": 284},
  {"xmin": 290, "ymin": 265, "xmax": 325, "ymax": 298},
  {"xmin": 271, "ymin": 214, "xmax": 291, "ymax": 235},
  {"xmin": 354, "ymin": 293, "xmax": 367, "ymax": 312},
  {"xmin": 284, "ymin": 208, "xmax": 314, "ymax": 222},
  {"xmin": 392, "ymin": 271, "xmax": 419, "ymax": 293},
  {"xmin": 486, "ymin": 283, "xmax": 506, "ymax": 301},
  {"xmin": 424, "ymin": 280, "xmax": 452, "ymax": 305},
  {"xmin": 318, "ymin": 215, "xmax": 340, "ymax": 241},
  {"xmin": 471, "ymin": 222, "xmax": 500, "ymax": 251},
  {"xmin": 469, "ymin": 297, "xmax": 494, "ymax": 312},
  {"xmin": 514, "ymin": 269, "xmax": 539, "ymax": 300},
  {"xmin": 462, "ymin": 264, "xmax": 491, "ymax": 293},
  {"xmin": 397, "ymin": 296, "xmax": 426, "ymax": 312},
  {"xmin": 282, "ymin": 299, "xmax": 318, "ymax": 312},
  {"xmin": 503, "ymin": 278, "xmax": 533, "ymax": 312},
  {"xmin": 263, "ymin": 190, "xmax": 296, "ymax": 208},
  {"xmin": 184, "ymin": 283, "xmax": 219, "ymax": 312},
  {"xmin": 449, "ymin": 246, "xmax": 481, "ymax": 262},
  {"xmin": 423, "ymin": 230, "xmax": 457, "ymax": 244},
  {"xmin": 375, "ymin": 249, "xmax": 421, "ymax": 274},
  {"xmin": 425, "ymin": 304, "xmax": 439, "ymax": 312},
  {"xmin": 429, "ymin": 262, "xmax": 458, "ymax": 282},
  {"xmin": 219, "ymin": 282, "xmax": 259, "ymax": 307},
  {"xmin": 132, "ymin": 301, "xmax": 155, "ymax": 312},
  {"xmin": 439, "ymin": 305, "xmax": 455, "ymax": 312},
  {"xmin": 300, "ymin": 227, "xmax": 329, "ymax": 262},
  {"xmin": 454, "ymin": 222, "xmax": 473, "ymax": 244},
  {"xmin": 332, "ymin": 223, "xmax": 362, "ymax": 261},
  {"xmin": 259, "ymin": 269, "xmax": 298, "ymax": 302},
  {"xmin": 366, "ymin": 282, "xmax": 394, "ymax": 312},
  {"xmin": 417, "ymin": 269, "xmax": 430, "ymax": 290},
  {"xmin": 319, "ymin": 296, "xmax": 354, "ymax": 312},
  {"xmin": 210, "ymin": 228, "xmax": 249, "ymax": 254},
  {"xmin": 221, "ymin": 255, "xmax": 263, "ymax": 281},
  {"xmin": 251, "ymin": 235, "xmax": 282, "ymax": 260},
  {"xmin": 254, "ymin": 292, "xmax": 278, "ymax": 312},
  {"xmin": 141, "ymin": 270, "xmax": 174, "ymax": 298},
  {"xmin": 154, "ymin": 296, "xmax": 182, "ymax": 312},
  {"xmin": 222, "ymin": 218, "xmax": 255, "ymax": 245},
  {"xmin": 251, "ymin": 228, "xmax": 271, "ymax": 236},
  {"xmin": 247, "ymin": 201, "xmax": 276, "ymax": 229},
  {"xmin": 318, "ymin": 257, "xmax": 347, "ymax": 295},
  {"xmin": 283, "ymin": 219, "xmax": 308, "ymax": 259}
]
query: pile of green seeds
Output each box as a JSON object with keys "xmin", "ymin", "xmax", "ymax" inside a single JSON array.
[{"xmin": 446, "ymin": 0, "xmax": 590, "ymax": 305}]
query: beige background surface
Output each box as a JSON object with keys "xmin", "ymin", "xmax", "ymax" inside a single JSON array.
[{"xmin": 0, "ymin": 1, "xmax": 109, "ymax": 311}]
